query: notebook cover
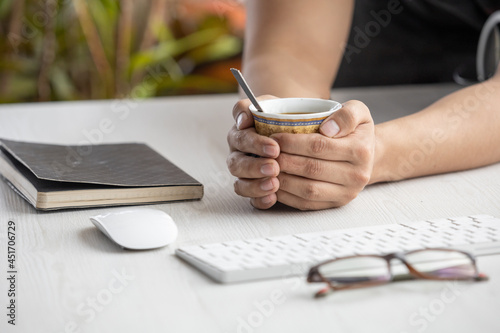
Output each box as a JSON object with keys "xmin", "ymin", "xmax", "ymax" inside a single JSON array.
[
  {"xmin": 0, "ymin": 139, "xmax": 201, "ymax": 188},
  {"xmin": 0, "ymin": 149, "xmax": 121, "ymax": 192}
]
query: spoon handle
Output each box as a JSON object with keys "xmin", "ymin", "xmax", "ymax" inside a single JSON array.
[{"xmin": 230, "ymin": 68, "xmax": 264, "ymax": 112}]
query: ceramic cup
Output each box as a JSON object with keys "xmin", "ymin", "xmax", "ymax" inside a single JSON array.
[{"xmin": 249, "ymin": 98, "xmax": 342, "ymax": 136}]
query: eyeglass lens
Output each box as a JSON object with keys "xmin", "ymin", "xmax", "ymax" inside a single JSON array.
[
  {"xmin": 318, "ymin": 256, "xmax": 391, "ymax": 287},
  {"xmin": 404, "ymin": 250, "xmax": 476, "ymax": 279}
]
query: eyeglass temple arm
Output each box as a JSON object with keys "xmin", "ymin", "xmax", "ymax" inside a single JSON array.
[
  {"xmin": 392, "ymin": 273, "xmax": 416, "ymax": 282},
  {"xmin": 474, "ymin": 273, "xmax": 489, "ymax": 281}
]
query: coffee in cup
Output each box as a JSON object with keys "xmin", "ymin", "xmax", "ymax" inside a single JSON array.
[{"xmin": 249, "ymin": 98, "xmax": 342, "ymax": 136}]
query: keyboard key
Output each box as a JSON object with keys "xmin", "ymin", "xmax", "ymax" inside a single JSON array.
[
  {"xmin": 469, "ymin": 214, "xmax": 494, "ymax": 219},
  {"xmin": 201, "ymin": 243, "xmax": 227, "ymax": 250}
]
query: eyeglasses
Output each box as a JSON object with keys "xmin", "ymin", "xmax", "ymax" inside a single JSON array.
[{"xmin": 307, "ymin": 248, "xmax": 488, "ymax": 298}]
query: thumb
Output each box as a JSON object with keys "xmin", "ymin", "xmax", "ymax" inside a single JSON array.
[
  {"xmin": 319, "ymin": 100, "xmax": 372, "ymax": 138},
  {"xmin": 232, "ymin": 99, "xmax": 253, "ymax": 130},
  {"xmin": 232, "ymin": 95, "xmax": 279, "ymax": 130}
]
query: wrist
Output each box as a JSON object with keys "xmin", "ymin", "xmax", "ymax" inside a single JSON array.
[{"xmin": 369, "ymin": 123, "xmax": 395, "ymax": 184}]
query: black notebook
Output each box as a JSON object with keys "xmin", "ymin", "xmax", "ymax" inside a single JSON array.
[{"xmin": 0, "ymin": 138, "xmax": 203, "ymax": 210}]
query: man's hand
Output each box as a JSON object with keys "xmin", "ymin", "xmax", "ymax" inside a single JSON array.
[
  {"xmin": 227, "ymin": 95, "xmax": 281, "ymax": 209},
  {"xmin": 272, "ymin": 100, "xmax": 375, "ymax": 210},
  {"xmin": 227, "ymin": 98, "xmax": 375, "ymax": 210}
]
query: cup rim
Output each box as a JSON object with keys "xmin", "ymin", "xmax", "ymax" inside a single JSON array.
[{"xmin": 249, "ymin": 98, "xmax": 341, "ymax": 120}]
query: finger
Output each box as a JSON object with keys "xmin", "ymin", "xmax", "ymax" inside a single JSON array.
[
  {"xmin": 234, "ymin": 177, "xmax": 279, "ymax": 198},
  {"xmin": 278, "ymin": 173, "xmax": 357, "ymax": 205},
  {"xmin": 271, "ymin": 132, "xmax": 373, "ymax": 164},
  {"xmin": 250, "ymin": 193, "xmax": 278, "ymax": 210},
  {"xmin": 276, "ymin": 190, "xmax": 340, "ymax": 211},
  {"xmin": 319, "ymin": 100, "xmax": 373, "ymax": 138},
  {"xmin": 271, "ymin": 133, "xmax": 347, "ymax": 161},
  {"xmin": 232, "ymin": 95, "xmax": 278, "ymax": 130},
  {"xmin": 277, "ymin": 153, "xmax": 354, "ymax": 183},
  {"xmin": 227, "ymin": 126, "xmax": 280, "ymax": 158},
  {"xmin": 227, "ymin": 151, "xmax": 280, "ymax": 178},
  {"xmin": 232, "ymin": 99, "xmax": 253, "ymax": 130}
]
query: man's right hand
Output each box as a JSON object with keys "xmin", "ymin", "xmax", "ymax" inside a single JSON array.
[{"xmin": 226, "ymin": 96, "xmax": 281, "ymax": 209}]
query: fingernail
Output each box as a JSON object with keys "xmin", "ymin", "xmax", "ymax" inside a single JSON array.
[
  {"xmin": 236, "ymin": 112, "xmax": 247, "ymax": 130},
  {"xmin": 260, "ymin": 163, "xmax": 275, "ymax": 176},
  {"xmin": 321, "ymin": 120, "xmax": 340, "ymax": 137},
  {"xmin": 260, "ymin": 179, "xmax": 275, "ymax": 191},
  {"xmin": 263, "ymin": 145, "xmax": 278, "ymax": 157}
]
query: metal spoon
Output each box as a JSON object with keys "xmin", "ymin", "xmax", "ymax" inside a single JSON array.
[{"xmin": 230, "ymin": 68, "xmax": 264, "ymax": 112}]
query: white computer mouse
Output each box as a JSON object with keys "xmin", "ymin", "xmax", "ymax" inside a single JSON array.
[{"xmin": 90, "ymin": 208, "xmax": 178, "ymax": 250}]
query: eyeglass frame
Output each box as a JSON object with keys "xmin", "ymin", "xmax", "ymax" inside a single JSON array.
[{"xmin": 307, "ymin": 248, "xmax": 488, "ymax": 297}]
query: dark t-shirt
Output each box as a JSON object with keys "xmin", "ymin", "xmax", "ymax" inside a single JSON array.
[{"xmin": 334, "ymin": 0, "xmax": 500, "ymax": 87}]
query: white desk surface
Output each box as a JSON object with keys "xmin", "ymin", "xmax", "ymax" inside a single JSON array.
[{"xmin": 0, "ymin": 84, "xmax": 499, "ymax": 333}]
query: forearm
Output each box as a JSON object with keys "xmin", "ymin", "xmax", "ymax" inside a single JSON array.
[
  {"xmin": 242, "ymin": 0, "xmax": 354, "ymax": 98},
  {"xmin": 371, "ymin": 75, "xmax": 500, "ymax": 183}
]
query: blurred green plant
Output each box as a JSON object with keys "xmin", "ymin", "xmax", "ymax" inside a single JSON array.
[{"xmin": 0, "ymin": 0, "xmax": 243, "ymax": 103}]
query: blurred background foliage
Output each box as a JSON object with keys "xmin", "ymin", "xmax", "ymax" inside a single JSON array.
[{"xmin": 0, "ymin": 0, "xmax": 245, "ymax": 103}]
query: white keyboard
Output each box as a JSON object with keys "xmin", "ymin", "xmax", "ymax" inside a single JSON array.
[{"xmin": 175, "ymin": 215, "xmax": 500, "ymax": 283}]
